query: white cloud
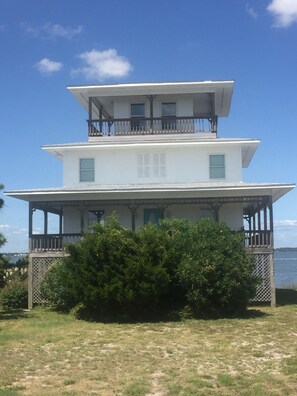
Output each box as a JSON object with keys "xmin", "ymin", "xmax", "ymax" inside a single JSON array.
[
  {"xmin": 267, "ymin": 0, "xmax": 297, "ymax": 27},
  {"xmin": 36, "ymin": 58, "xmax": 63, "ymax": 75},
  {"xmin": 72, "ymin": 49, "xmax": 133, "ymax": 81},
  {"xmin": 0, "ymin": 225, "xmax": 28, "ymax": 253},
  {"xmin": 246, "ymin": 4, "xmax": 258, "ymax": 19},
  {"xmin": 274, "ymin": 219, "xmax": 297, "ymax": 228},
  {"xmin": 25, "ymin": 22, "xmax": 83, "ymax": 39}
]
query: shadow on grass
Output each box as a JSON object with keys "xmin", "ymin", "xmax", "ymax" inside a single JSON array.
[
  {"xmin": 72, "ymin": 304, "xmax": 269, "ymax": 324},
  {"xmin": 0, "ymin": 309, "xmax": 31, "ymax": 321},
  {"xmin": 276, "ymin": 288, "xmax": 297, "ymax": 306}
]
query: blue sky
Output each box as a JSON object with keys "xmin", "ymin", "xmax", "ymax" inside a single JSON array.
[{"xmin": 0, "ymin": 0, "xmax": 297, "ymax": 252}]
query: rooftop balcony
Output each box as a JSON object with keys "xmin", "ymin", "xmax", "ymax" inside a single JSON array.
[{"xmin": 88, "ymin": 115, "xmax": 217, "ymax": 138}]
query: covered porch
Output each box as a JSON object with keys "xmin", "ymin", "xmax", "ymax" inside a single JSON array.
[{"xmin": 28, "ymin": 194, "xmax": 274, "ymax": 252}]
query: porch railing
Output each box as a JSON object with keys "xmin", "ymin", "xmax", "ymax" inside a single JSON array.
[
  {"xmin": 30, "ymin": 233, "xmax": 82, "ymax": 252},
  {"xmin": 244, "ymin": 230, "xmax": 271, "ymax": 248},
  {"xmin": 88, "ymin": 116, "xmax": 217, "ymax": 137},
  {"xmin": 30, "ymin": 229, "xmax": 272, "ymax": 253}
]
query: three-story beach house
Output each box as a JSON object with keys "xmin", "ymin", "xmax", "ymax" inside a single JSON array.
[{"xmin": 6, "ymin": 80, "xmax": 294, "ymax": 308}]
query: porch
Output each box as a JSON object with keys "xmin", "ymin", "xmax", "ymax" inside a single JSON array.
[
  {"xmin": 28, "ymin": 194, "xmax": 274, "ymax": 252},
  {"xmin": 88, "ymin": 116, "xmax": 217, "ymax": 137}
]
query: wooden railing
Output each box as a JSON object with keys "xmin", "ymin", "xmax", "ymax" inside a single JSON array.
[
  {"xmin": 30, "ymin": 229, "xmax": 272, "ymax": 252},
  {"xmin": 30, "ymin": 233, "xmax": 82, "ymax": 252},
  {"xmin": 244, "ymin": 230, "xmax": 271, "ymax": 248},
  {"xmin": 88, "ymin": 116, "xmax": 217, "ymax": 137}
]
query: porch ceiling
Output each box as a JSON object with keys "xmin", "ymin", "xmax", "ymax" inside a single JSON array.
[{"xmin": 67, "ymin": 80, "xmax": 234, "ymax": 117}]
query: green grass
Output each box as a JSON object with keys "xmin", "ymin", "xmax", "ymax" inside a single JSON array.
[{"xmin": 0, "ymin": 293, "xmax": 297, "ymax": 395}]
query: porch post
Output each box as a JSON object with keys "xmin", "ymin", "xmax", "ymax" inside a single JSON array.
[
  {"xmin": 28, "ymin": 255, "xmax": 33, "ymax": 309},
  {"xmin": 264, "ymin": 205, "xmax": 268, "ymax": 245},
  {"xmin": 43, "ymin": 210, "xmax": 48, "ymax": 236},
  {"xmin": 99, "ymin": 105, "xmax": 103, "ymax": 134},
  {"xmin": 128, "ymin": 202, "xmax": 137, "ymax": 231},
  {"xmin": 211, "ymin": 200, "xmax": 221, "ymax": 222},
  {"xmin": 88, "ymin": 97, "xmax": 93, "ymax": 134},
  {"xmin": 79, "ymin": 207, "xmax": 86, "ymax": 232},
  {"xmin": 268, "ymin": 196, "xmax": 275, "ymax": 307},
  {"xmin": 59, "ymin": 213, "xmax": 63, "ymax": 236},
  {"xmin": 148, "ymin": 95, "xmax": 155, "ymax": 133},
  {"xmin": 28, "ymin": 202, "xmax": 33, "ymax": 252}
]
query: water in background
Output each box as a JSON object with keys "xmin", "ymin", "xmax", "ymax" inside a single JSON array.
[{"xmin": 275, "ymin": 251, "xmax": 297, "ymax": 288}]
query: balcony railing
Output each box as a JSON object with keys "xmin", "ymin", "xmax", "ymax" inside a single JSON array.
[
  {"xmin": 30, "ymin": 233, "xmax": 82, "ymax": 252},
  {"xmin": 30, "ymin": 229, "xmax": 272, "ymax": 253},
  {"xmin": 88, "ymin": 116, "xmax": 217, "ymax": 137},
  {"xmin": 244, "ymin": 230, "xmax": 271, "ymax": 249}
]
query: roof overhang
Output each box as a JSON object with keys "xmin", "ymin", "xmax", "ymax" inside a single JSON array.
[
  {"xmin": 67, "ymin": 80, "xmax": 234, "ymax": 117},
  {"xmin": 5, "ymin": 182, "xmax": 294, "ymax": 205},
  {"xmin": 42, "ymin": 137, "xmax": 259, "ymax": 167}
]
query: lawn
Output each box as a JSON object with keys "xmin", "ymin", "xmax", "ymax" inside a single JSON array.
[{"xmin": 0, "ymin": 292, "xmax": 297, "ymax": 395}]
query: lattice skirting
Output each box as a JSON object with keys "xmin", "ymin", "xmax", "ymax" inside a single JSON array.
[
  {"xmin": 28, "ymin": 251, "xmax": 275, "ymax": 308},
  {"xmin": 29, "ymin": 254, "xmax": 65, "ymax": 308},
  {"xmin": 251, "ymin": 252, "xmax": 274, "ymax": 303}
]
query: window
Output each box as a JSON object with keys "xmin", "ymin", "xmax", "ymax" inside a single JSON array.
[
  {"xmin": 144, "ymin": 208, "xmax": 163, "ymax": 225},
  {"xmin": 80, "ymin": 158, "xmax": 95, "ymax": 182},
  {"xmin": 162, "ymin": 102, "xmax": 176, "ymax": 130},
  {"xmin": 88, "ymin": 210, "xmax": 105, "ymax": 227},
  {"xmin": 138, "ymin": 153, "xmax": 166, "ymax": 178},
  {"xmin": 131, "ymin": 103, "xmax": 146, "ymax": 130},
  {"xmin": 138, "ymin": 153, "xmax": 150, "ymax": 178},
  {"xmin": 153, "ymin": 153, "xmax": 166, "ymax": 177},
  {"xmin": 209, "ymin": 155, "xmax": 225, "ymax": 179}
]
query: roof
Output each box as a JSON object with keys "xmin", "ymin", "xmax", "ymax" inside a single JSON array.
[
  {"xmin": 67, "ymin": 80, "xmax": 234, "ymax": 117},
  {"xmin": 5, "ymin": 182, "xmax": 295, "ymax": 204}
]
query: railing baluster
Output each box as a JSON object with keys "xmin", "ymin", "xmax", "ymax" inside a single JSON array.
[{"xmin": 88, "ymin": 117, "xmax": 214, "ymax": 137}]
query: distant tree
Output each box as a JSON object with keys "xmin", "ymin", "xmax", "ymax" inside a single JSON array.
[{"xmin": 0, "ymin": 184, "xmax": 8, "ymax": 288}]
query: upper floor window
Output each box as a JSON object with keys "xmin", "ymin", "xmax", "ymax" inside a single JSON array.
[
  {"xmin": 131, "ymin": 103, "xmax": 145, "ymax": 131},
  {"xmin": 209, "ymin": 155, "xmax": 225, "ymax": 179},
  {"xmin": 162, "ymin": 102, "xmax": 176, "ymax": 131},
  {"xmin": 138, "ymin": 153, "xmax": 166, "ymax": 178},
  {"xmin": 80, "ymin": 158, "xmax": 95, "ymax": 182}
]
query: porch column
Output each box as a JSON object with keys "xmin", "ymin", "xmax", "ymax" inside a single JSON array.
[
  {"xmin": 211, "ymin": 201, "xmax": 221, "ymax": 222},
  {"xmin": 269, "ymin": 196, "xmax": 274, "ymax": 245},
  {"xmin": 128, "ymin": 202, "xmax": 138, "ymax": 231},
  {"xmin": 88, "ymin": 97, "xmax": 93, "ymax": 134},
  {"xmin": 147, "ymin": 95, "xmax": 156, "ymax": 133},
  {"xmin": 59, "ymin": 213, "xmax": 63, "ymax": 236},
  {"xmin": 28, "ymin": 202, "xmax": 34, "ymax": 252},
  {"xmin": 99, "ymin": 105, "xmax": 103, "ymax": 134},
  {"xmin": 43, "ymin": 210, "xmax": 48, "ymax": 236},
  {"xmin": 268, "ymin": 196, "xmax": 275, "ymax": 307},
  {"xmin": 79, "ymin": 207, "xmax": 86, "ymax": 232},
  {"xmin": 264, "ymin": 205, "xmax": 268, "ymax": 245}
]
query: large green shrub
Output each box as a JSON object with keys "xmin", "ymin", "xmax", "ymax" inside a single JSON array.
[
  {"xmin": 176, "ymin": 218, "xmax": 258, "ymax": 314},
  {"xmin": 40, "ymin": 217, "xmax": 257, "ymax": 319},
  {"xmin": 40, "ymin": 260, "xmax": 76, "ymax": 311},
  {"xmin": 0, "ymin": 280, "xmax": 28, "ymax": 310},
  {"xmin": 42, "ymin": 217, "xmax": 171, "ymax": 317},
  {"xmin": 0, "ymin": 257, "xmax": 29, "ymax": 310}
]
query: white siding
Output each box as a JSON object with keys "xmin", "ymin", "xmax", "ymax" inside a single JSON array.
[
  {"xmin": 63, "ymin": 143, "xmax": 243, "ymax": 186},
  {"xmin": 63, "ymin": 203, "xmax": 243, "ymax": 234}
]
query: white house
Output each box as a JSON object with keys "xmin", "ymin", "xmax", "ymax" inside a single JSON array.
[{"xmin": 6, "ymin": 80, "xmax": 294, "ymax": 308}]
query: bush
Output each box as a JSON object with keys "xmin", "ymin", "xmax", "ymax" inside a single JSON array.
[
  {"xmin": 41, "ymin": 217, "xmax": 258, "ymax": 319},
  {"xmin": 176, "ymin": 218, "xmax": 258, "ymax": 314},
  {"xmin": 64, "ymin": 218, "xmax": 171, "ymax": 317},
  {"xmin": 40, "ymin": 260, "xmax": 76, "ymax": 311},
  {"xmin": 0, "ymin": 280, "xmax": 28, "ymax": 310}
]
